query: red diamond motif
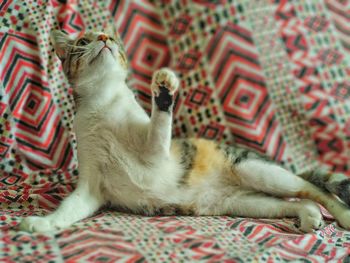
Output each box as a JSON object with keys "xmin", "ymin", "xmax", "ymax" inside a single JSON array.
[
  {"xmin": 141, "ymin": 48, "xmax": 159, "ymax": 67},
  {"xmin": 223, "ymin": 78, "xmax": 266, "ymax": 121},
  {"xmin": 170, "ymin": 14, "xmax": 192, "ymax": 36},
  {"xmin": 24, "ymin": 92, "xmax": 41, "ymax": 116},
  {"xmin": 185, "ymin": 86, "xmax": 212, "ymax": 109}
]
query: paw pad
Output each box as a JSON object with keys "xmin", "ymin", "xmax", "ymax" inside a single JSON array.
[
  {"xmin": 151, "ymin": 68, "xmax": 179, "ymax": 112},
  {"xmin": 151, "ymin": 68, "xmax": 179, "ymax": 97}
]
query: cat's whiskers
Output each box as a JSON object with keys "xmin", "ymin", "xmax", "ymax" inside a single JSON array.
[
  {"xmin": 84, "ymin": 44, "xmax": 103, "ymax": 62},
  {"xmin": 70, "ymin": 47, "xmax": 94, "ymax": 64},
  {"xmin": 72, "ymin": 43, "xmax": 102, "ymax": 61},
  {"xmin": 70, "ymin": 51, "xmax": 87, "ymax": 55},
  {"xmin": 66, "ymin": 43, "xmax": 89, "ymax": 50}
]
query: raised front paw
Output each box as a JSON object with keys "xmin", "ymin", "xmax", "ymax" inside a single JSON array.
[
  {"xmin": 151, "ymin": 68, "xmax": 179, "ymax": 97},
  {"xmin": 151, "ymin": 68, "xmax": 179, "ymax": 112},
  {"xmin": 20, "ymin": 216, "xmax": 59, "ymax": 233}
]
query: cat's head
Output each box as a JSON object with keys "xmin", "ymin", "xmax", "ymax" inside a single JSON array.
[{"xmin": 50, "ymin": 29, "xmax": 128, "ymax": 86}]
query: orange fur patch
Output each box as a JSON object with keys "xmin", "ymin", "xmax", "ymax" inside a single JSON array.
[
  {"xmin": 297, "ymin": 191, "xmax": 324, "ymax": 205},
  {"xmin": 170, "ymin": 141, "xmax": 181, "ymax": 159},
  {"xmin": 187, "ymin": 139, "xmax": 228, "ymax": 185},
  {"xmin": 296, "ymin": 191, "xmax": 310, "ymax": 199}
]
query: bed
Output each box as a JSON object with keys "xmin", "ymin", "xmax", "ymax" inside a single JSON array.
[{"xmin": 1, "ymin": 0, "xmax": 350, "ymax": 261}]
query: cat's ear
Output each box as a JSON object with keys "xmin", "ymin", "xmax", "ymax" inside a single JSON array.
[{"xmin": 50, "ymin": 30, "xmax": 71, "ymax": 61}]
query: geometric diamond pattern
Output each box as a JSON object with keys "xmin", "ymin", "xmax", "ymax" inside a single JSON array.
[
  {"xmin": 58, "ymin": 228, "xmax": 145, "ymax": 262},
  {"xmin": 332, "ymin": 82, "xmax": 350, "ymax": 101},
  {"xmin": 185, "ymin": 86, "xmax": 212, "ymax": 109},
  {"xmin": 2, "ymin": 0, "xmax": 350, "ymax": 262},
  {"xmin": 277, "ymin": 0, "xmax": 350, "ymax": 172},
  {"xmin": 111, "ymin": 1, "xmax": 170, "ymax": 109},
  {"xmin": 170, "ymin": 15, "xmax": 192, "ymax": 36},
  {"xmin": 0, "ymin": 31, "xmax": 73, "ymax": 170},
  {"xmin": 207, "ymin": 22, "xmax": 286, "ymax": 156},
  {"xmin": 318, "ymin": 49, "xmax": 343, "ymax": 65},
  {"xmin": 325, "ymin": 0, "xmax": 350, "ymax": 52},
  {"xmin": 304, "ymin": 16, "xmax": 329, "ymax": 32},
  {"xmin": 0, "ymin": 141, "xmax": 10, "ymax": 158}
]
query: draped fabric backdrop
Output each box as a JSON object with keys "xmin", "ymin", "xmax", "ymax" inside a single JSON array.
[{"xmin": 1, "ymin": 0, "xmax": 350, "ymax": 262}]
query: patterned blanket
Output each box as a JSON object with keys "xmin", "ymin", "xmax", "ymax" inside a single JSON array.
[{"xmin": 1, "ymin": 0, "xmax": 350, "ymax": 261}]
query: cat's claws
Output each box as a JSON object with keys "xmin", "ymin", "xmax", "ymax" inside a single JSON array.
[{"xmin": 151, "ymin": 68, "xmax": 179, "ymax": 97}]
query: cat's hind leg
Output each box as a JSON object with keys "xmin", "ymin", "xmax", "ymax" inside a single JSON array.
[
  {"xmin": 147, "ymin": 68, "xmax": 179, "ymax": 157},
  {"xmin": 236, "ymin": 160, "xmax": 350, "ymax": 230},
  {"xmin": 299, "ymin": 169, "xmax": 350, "ymax": 206},
  {"xmin": 218, "ymin": 193, "xmax": 323, "ymax": 233}
]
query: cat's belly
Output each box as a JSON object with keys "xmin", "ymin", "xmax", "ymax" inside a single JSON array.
[
  {"xmin": 101, "ymin": 173, "xmax": 159, "ymax": 214},
  {"xmin": 99, "ymin": 160, "xmax": 184, "ymax": 215},
  {"xmin": 79, "ymin": 125, "xmax": 189, "ymax": 213}
]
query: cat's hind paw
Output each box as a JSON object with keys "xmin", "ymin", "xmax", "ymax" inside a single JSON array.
[{"xmin": 298, "ymin": 201, "xmax": 324, "ymax": 233}]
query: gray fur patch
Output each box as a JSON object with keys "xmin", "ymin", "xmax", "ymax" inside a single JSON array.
[
  {"xmin": 336, "ymin": 179, "xmax": 350, "ymax": 206},
  {"xmin": 177, "ymin": 139, "xmax": 197, "ymax": 186},
  {"xmin": 299, "ymin": 170, "xmax": 350, "ymax": 206},
  {"xmin": 220, "ymin": 144, "xmax": 271, "ymax": 164}
]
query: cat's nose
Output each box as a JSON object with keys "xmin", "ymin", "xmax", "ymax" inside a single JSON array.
[{"xmin": 98, "ymin": 34, "xmax": 109, "ymax": 42}]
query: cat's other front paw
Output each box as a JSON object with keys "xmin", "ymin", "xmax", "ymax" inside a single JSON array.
[
  {"xmin": 151, "ymin": 68, "xmax": 179, "ymax": 97},
  {"xmin": 20, "ymin": 216, "xmax": 59, "ymax": 233}
]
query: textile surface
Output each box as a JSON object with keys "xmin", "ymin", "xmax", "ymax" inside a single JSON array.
[{"xmin": 1, "ymin": 0, "xmax": 350, "ymax": 261}]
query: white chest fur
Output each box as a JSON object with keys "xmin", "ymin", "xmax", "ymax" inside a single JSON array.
[{"xmin": 73, "ymin": 89, "xmax": 184, "ymax": 213}]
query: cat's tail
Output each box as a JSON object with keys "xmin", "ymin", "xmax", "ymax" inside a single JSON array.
[{"xmin": 298, "ymin": 169, "xmax": 350, "ymax": 206}]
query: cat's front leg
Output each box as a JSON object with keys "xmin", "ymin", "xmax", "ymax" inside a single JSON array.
[
  {"xmin": 20, "ymin": 181, "xmax": 103, "ymax": 233},
  {"xmin": 147, "ymin": 68, "xmax": 179, "ymax": 156}
]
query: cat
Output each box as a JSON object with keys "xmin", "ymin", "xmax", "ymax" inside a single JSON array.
[{"xmin": 20, "ymin": 29, "xmax": 350, "ymax": 233}]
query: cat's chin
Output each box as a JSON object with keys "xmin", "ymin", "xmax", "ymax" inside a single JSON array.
[
  {"xmin": 90, "ymin": 48, "xmax": 114, "ymax": 65},
  {"xmin": 97, "ymin": 46, "xmax": 114, "ymax": 59}
]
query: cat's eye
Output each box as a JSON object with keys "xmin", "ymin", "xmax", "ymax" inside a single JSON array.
[{"xmin": 76, "ymin": 38, "xmax": 90, "ymax": 46}]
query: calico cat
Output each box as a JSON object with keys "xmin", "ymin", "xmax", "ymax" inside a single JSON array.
[{"xmin": 20, "ymin": 29, "xmax": 350, "ymax": 233}]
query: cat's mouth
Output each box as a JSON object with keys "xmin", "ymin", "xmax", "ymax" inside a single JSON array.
[
  {"xmin": 90, "ymin": 46, "xmax": 113, "ymax": 64},
  {"xmin": 101, "ymin": 46, "xmax": 112, "ymax": 53},
  {"xmin": 97, "ymin": 46, "xmax": 112, "ymax": 57}
]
